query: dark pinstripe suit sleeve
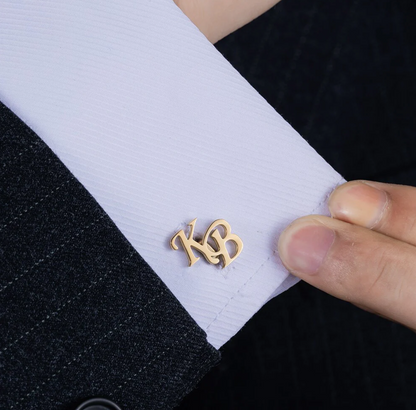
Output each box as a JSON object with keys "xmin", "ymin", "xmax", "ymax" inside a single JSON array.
[{"xmin": 0, "ymin": 101, "xmax": 220, "ymax": 409}]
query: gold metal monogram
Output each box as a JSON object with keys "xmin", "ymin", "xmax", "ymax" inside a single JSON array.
[{"xmin": 170, "ymin": 218, "xmax": 243, "ymax": 268}]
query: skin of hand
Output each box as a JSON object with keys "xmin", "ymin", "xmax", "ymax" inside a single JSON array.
[
  {"xmin": 173, "ymin": 0, "xmax": 281, "ymax": 44},
  {"xmin": 277, "ymin": 180, "xmax": 416, "ymax": 332}
]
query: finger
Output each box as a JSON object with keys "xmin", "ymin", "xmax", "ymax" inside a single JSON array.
[
  {"xmin": 328, "ymin": 180, "xmax": 416, "ymax": 247},
  {"xmin": 174, "ymin": 0, "xmax": 281, "ymax": 43},
  {"xmin": 277, "ymin": 215, "xmax": 416, "ymax": 332}
]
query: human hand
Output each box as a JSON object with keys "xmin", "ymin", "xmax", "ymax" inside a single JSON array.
[
  {"xmin": 278, "ymin": 180, "xmax": 416, "ymax": 332},
  {"xmin": 173, "ymin": 0, "xmax": 281, "ymax": 44}
]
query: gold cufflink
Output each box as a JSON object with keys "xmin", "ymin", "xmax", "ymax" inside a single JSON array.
[{"xmin": 170, "ymin": 218, "xmax": 243, "ymax": 268}]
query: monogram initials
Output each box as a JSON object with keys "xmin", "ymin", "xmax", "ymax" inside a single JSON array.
[{"xmin": 170, "ymin": 219, "xmax": 243, "ymax": 268}]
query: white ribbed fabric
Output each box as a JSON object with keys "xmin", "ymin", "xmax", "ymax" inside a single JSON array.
[{"xmin": 0, "ymin": 0, "xmax": 345, "ymax": 348}]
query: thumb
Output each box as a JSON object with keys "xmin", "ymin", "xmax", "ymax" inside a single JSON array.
[{"xmin": 277, "ymin": 215, "xmax": 416, "ymax": 331}]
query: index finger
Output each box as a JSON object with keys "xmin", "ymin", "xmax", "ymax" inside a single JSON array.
[{"xmin": 328, "ymin": 180, "xmax": 416, "ymax": 247}]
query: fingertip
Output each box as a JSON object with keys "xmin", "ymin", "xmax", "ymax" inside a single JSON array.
[
  {"xmin": 277, "ymin": 216, "xmax": 336, "ymax": 277},
  {"xmin": 328, "ymin": 180, "xmax": 389, "ymax": 229}
]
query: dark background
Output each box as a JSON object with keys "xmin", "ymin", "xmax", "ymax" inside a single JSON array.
[{"xmin": 178, "ymin": 0, "xmax": 416, "ymax": 409}]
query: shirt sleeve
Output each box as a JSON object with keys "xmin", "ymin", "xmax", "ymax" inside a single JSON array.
[{"xmin": 0, "ymin": 0, "xmax": 345, "ymax": 350}]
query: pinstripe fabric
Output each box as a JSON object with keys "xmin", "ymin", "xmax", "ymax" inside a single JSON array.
[{"xmin": 0, "ymin": 101, "xmax": 220, "ymax": 409}]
